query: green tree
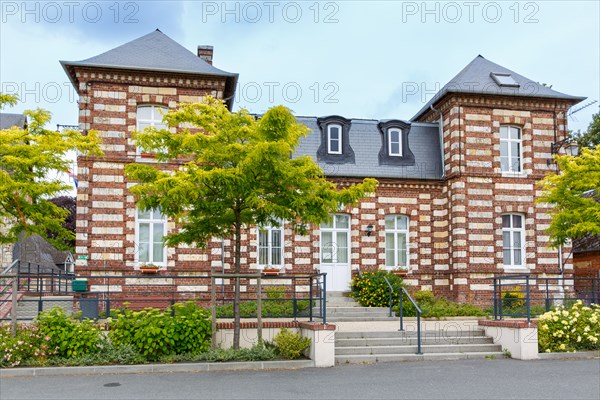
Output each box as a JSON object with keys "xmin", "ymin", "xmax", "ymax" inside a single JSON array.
[
  {"xmin": 572, "ymin": 111, "xmax": 600, "ymax": 150},
  {"xmin": 537, "ymin": 145, "xmax": 600, "ymax": 247},
  {"xmin": 0, "ymin": 93, "xmax": 102, "ymax": 251},
  {"xmin": 125, "ymin": 97, "xmax": 377, "ymax": 348}
]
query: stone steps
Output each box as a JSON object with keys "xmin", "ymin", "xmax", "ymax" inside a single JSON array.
[
  {"xmin": 335, "ymin": 329, "xmax": 503, "ymax": 364},
  {"xmin": 324, "ymin": 292, "xmax": 397, "ymax": 322}
]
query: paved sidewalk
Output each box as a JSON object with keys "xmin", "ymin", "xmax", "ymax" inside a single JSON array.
[{"xmin": 1, "ymin": 359, "xmax": 598, "ymax": 400}]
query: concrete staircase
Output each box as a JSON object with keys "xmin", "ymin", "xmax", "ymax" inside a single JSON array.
[
  {"xmin": 324, "ymin": 292, "xmax": 396, "ymax": 322},
  {"xmin": 335, "ymin": 328, "xmax": 504, "ymax": 364}
]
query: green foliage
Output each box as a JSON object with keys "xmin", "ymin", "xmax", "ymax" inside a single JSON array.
[
  {"xmin": 265, "ymin": 286, "xmax": 285, "ymax": 300},
  {"xmin": 393, "ymin": 291, "xmax": 487, "ymax": 319},
  {"xmin": 502, "ymin": 287, "xmax": 526, "ymax": 309},
  {"xmin": 195, "ymin": 343, "xmax": 277, "ymax": 363},
  {"xmin": 108, "ymin": 302, "xmax": 211, "ymax": 361},
  {"xmin": 273, "ymin": 328, "xmax": 310, "ymax": 360},
  {"xmin": 35, "ymin": 307, "xmax": 102, "ymax": 358},
  {"xmin": 573, "ymin": 112, "xmax": 600, "ymax": 150},
  {"xmin": 0, "ymin": 324, "xmax": 58, "ymax": 367},
  {"xmin": 538, "ymin": 301, "xmax": 600, "ymax": 352},
  {"xmin": 0, "ymin": 93, "xmax": 103, "ymax": 250},
  {"xmin": 46, "ymin": 342, "xmax": 146, "ymax": 367},
  {"xmin": 215, "ymin": 299, "xmax": 311, "ymax": 318},
  {"xmin": 350, "ymin": 271, "xmax": 404, "ymax": 307},
  {"xmin": 537, "ymin": 145, "xmax": 600, "ymax": 247}
]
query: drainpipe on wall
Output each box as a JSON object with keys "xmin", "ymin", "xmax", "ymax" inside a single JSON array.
[{"xmin": 430, "ymin": 105, "xmax": 445, "ymax": 178}]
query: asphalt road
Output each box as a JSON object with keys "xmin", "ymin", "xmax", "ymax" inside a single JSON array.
[{"xmin": 1, "ymin": 359, "xmax": 599, "ymax": 400}]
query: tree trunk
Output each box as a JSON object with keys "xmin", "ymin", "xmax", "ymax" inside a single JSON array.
[{"xmin": 233, "ymin": 215, "xmax": 242, "ymax": 349}]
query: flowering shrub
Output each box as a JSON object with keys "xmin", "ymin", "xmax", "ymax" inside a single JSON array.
[
  {"xmin": 0, "ymin": 324, "xmax": 58, "ymax": 367},
  {"xmin": 350, "ymin": 271, "xmax": 404, "ymax": 307},
  {"xmin": 538, "ymin": 300, "xmax": 600, "ymax": 353}
]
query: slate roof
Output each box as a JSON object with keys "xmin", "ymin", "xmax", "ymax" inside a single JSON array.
[
  {"xmin": 295, "ymin": 117, "xmax": 443, "ymax": 180},
  {"xmin": 61, "ymin": 30, "xmax": 239, "ymax": 107},
  {"xmin": 0, "ymin": 113, "xmax": 26, "ymax": 129},
  {"xmin": 412, "ymin": 55, "xmax": 586, "ymax": 121}
]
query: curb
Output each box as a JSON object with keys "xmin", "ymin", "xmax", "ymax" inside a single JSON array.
[
  {"xmin": 0, "ymin": 359, "xmax": 315, "ymax": 378},
  {"xmin": 537, "ymin": 350, "xmax": 600, "ymax": 360}
]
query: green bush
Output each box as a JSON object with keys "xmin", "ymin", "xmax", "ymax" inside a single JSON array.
[
  {"xmin": 108, "ymin": 301, "xmax": 211, "ymax": 361},
  {"xmin": 273, "ymin": 328, "xmax": 310, "ymax": 360},
  {"xmin": 538, "ymin": 301, "xmax": 600, "ymax": 353},
  {"xmin": 215, "ymin": 299, "xmax": 311, "ymax": 318},
  {"xmin": 392, "ymin": 290, "xmax": 487, "ymax": 319},
  {"xmin": 502, "ymin": 287, "xmax": 526, "ymax": 309},
  {"xmin": 35, "ymin": 307, "xmax": 102, "ymax": 358},
  {"xmin": 350, "ymin": 271, "xmax": 404, "ymax": 307},
  {"xmin": 265, "ymin": 286, "xmax": 285, "ymax": 300}
]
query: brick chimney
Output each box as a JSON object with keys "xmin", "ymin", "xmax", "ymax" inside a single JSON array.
[{"xmin": 197, "ymin": 45, "xmax": 214, "ymax": 65}]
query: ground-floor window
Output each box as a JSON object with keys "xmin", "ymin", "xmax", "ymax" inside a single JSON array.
[
  {"xmin": 257, "ymin": 223, "xmax": 283, "ymax": 268},
  {"xmin": 385, "ymin": 215, "xmax": 409, "ymax": 268},
  {"xmin": 136, "ymin": 208, "xmax": 166, "ymax": 265},
  {"xmin": 320, "ymin": 214, "xmax": 350, "ymax": 264},
  {"xmin": 502, "ymin": 214, "xmax": 524, "ymax": 268}
]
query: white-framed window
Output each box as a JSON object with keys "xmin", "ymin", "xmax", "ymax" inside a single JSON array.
[
  {"xmin": 257, "ymin": 223, "xmax": 284, "ymax": 269},
  {"xmin": 502, "ymin": 214, "xmax": 525, "ymax": 269},
  {"xmin": 327, "ymin": 124, "xmax": 342, "ymax": 154},
  {"xmin": 500, "ymin": 125, "xmax": 522, "ymax": 173},
  {"xmin": 388, "ymin": 128, "xmax": 402, "ymax": 156},
  {"xmin": 136, "ymin": 105, "xmax": 167, "ymax": 157},
  {"xmin": 385, "ymin": 215, "xmax": 409, "ymax": 268},
  {"xmin": 136, "ymin": 208, "xmax": 167, "ymax": 266},
  {"xmin": 320, "ymin": 214, "xmax": 350, "ymax": 264}
]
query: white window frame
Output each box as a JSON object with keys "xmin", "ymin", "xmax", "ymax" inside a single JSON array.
[
  {"xmin": 320, "ymin": 214, "xmax": 350, "ymax": 264},
  {"xmin": 327, "ymin": 124, "xmax": 342, "ymax": 155},
  {"xmin": 502, "ymin": 214, "xmax": 525, "ymax": 269},
  {"xmin": 135, "ymin": 208, "xmax": 167, "ymax": 266},
  {"xmin": 500, "ymin": 125, "xmax": 522, "ymax": 173},
  {"xmin": 384, "ymin": 215, "xmax": 409, "ymax": 269},
  {"xmin": 136, "ymin": 105, "xmax": 168, "ymax": 158},
  {"xmin": 256, "ymin": 223, "xmax": 284, "ymax": 269},
  {"xmin": 388, "ymin": 128, "xmax": 402, "ymax": 156}
]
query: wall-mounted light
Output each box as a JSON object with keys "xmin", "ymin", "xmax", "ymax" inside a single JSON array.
[
  {"xmin": 365, "ymin": 224, "xmax": 374, "ymax": 237},
  {"xmin": 551, "ymin": 138, "xmax": 579, "ymax": 157}
]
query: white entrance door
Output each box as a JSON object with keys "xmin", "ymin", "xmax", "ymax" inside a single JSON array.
[{"xmin": 320, "ymin": 214, "xmax": 351, "ymax": 292}]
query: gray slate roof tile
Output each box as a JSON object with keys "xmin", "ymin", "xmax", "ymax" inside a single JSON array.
[
  {"xmin": 412, "ymin": 55, "xmax": 585, "ymax": 121},
  {"xmin": 0, "ymin": 113, "xmax": 26, "ymax": 130},
  {"xmin": 295, "ymin": 117, "xmax": 443, "ymax": 180}
]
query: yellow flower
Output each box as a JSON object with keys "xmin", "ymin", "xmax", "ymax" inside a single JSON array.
[{"xmin": 559, "ymin": 344, "xmax": 566, "ymax": 350}]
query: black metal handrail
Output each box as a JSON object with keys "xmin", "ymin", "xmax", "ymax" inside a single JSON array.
[
  {"xmin": 0, "ymin": 271, "xmax": 327, "ymax": 323},
  {"xmin": 383, "ymin": 276, "xmax": 422, "ymax": 355},
  {"xmin": 399, "ymin": 287, "xmax": 422, "ymax": 354}
]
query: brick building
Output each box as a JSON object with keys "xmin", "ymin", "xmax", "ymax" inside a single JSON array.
[{"xmin": 61, "ymin": 30, "xmax": 585, "ymax": 301}]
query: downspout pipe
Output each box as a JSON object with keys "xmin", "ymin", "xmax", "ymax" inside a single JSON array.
[{"xmin": 430, "ymin": 105, "xmax": 445, "ymax": 178}]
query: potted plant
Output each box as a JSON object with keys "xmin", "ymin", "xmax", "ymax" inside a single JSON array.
[
  {"xmin": 262, "ymin": 266, "xmax": 281, "ymax": 276},
  {"xmin": 139, "ymin": 264, "xmax": 161, "ymax": 274},
  {"xmin": 392, "ymin": 265, "xmax": 409, "ymax": 277}
]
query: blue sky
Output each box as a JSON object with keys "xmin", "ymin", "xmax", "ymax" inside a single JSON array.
[{"xmin": 1, "ymin": 0, "xmax": 599, "ymax": 135}]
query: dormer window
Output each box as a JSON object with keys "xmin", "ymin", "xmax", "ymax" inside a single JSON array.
[
  {"xmin": 328, "ymin": 124, "xmax": 342, "ymax": 154},
  {"xmin": 316, "ymin": 116, "xmax": 355, "ymax": 164},
  {"xmin": 388, "ymin": 128, "xmax": 402, "ymax": 156},
  {"xmin": 377, "ymin": 120, "xmax": 415, "ymax": 166}
]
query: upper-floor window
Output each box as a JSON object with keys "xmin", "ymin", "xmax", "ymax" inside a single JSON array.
[
  {"xmin": 500, "ymin": 125, "xmax": 522, "ymax": 173},
  {"xmin": 328, "ymin": 124, "xmax": 342, "ymax": 155},
  {"xmin": 136, "ymin": 208, "xmax": 167, "ymax": 266},
  {"xmin": 257, "ymin": 223, "xmax": 283, "ymax": 269},
  {"xmin": 388, "ymin": 128, "xmax": 402, "ymax": 156},
  {"xmin": 137, "ymin": 105, "xmax": 167, "ymax": 157},
  {"xmin": 502, "ymin": 214, "xmax": 524, "ymax": 269},
  {"xmin": 385, "ymin": 215, "xmax": 409, "ymax": 268}
]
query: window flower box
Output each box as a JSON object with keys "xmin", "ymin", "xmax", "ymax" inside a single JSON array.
[
  {"xmin": 262, "ymin": 267, "xmax": 282, "ymax": 276},
  {"xmin": 392, "ymin": 266, "xmax": 409, "ymax": 277},
  {"xmin": 139, "ymin": 264, "xmax": 161, "ymax": 274}
]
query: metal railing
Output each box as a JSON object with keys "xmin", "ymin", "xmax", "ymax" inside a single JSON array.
[
  {"xmin": 0, "ymin": 270, "xmax": 327, "ymax": 323},
  {"xmin": 491, "ymin": 273, "xmax": 600, "ymax": 322},
  {"xmin": 383, "ymin": 276, "xmax": 422, "ymax": 355}
]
